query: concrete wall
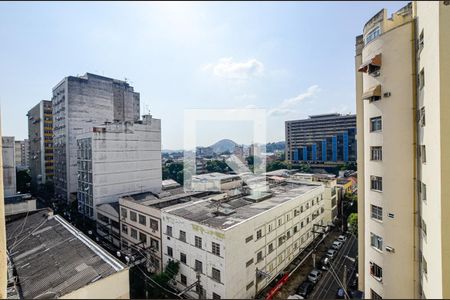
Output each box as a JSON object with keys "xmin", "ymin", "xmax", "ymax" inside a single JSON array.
[
  {"xmin": 161, "ymin": 185, "xmax": 325, "ymax": 299},
  {"xmin": 61, "ymin": 268, "xmax": 130, "ymax": 299},
  {"xmin": 0, "ymin": 120, "xmax": 7, "ymax": 299},
  {"xmin": 2, "ymin": 137, "xmax": 16, "ymax": 196}
]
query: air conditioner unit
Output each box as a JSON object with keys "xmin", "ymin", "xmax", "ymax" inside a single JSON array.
[{"xmin": 385, "ymin": 246, "xmax": 395, "ymax": 253}]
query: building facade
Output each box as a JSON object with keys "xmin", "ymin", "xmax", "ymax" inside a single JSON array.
[
  {"xmin": 28, "ymin": 100, "xmax": 53, "ymax": 188},
  {"xmin": 285, "ymin": 113, "xmax": 356, "ymax": 164},
  {"xmin": 52, "ymin": 73, "xmax": 140, "ymax": 202},
  {"xmin": 76, "ymin": 115, "xmax": 161, "ymax": 219},
  {"xmin": 161, "ymin": 182, "xmax": 326, "ymax": 299},
  {"xmin": 356, "ymin": 2, "xmax": 450, "ymax": 299},
  {"xmin": 2, "ymin": 137, "xmax": 16, "ymax": 197},
  {"xmin": 14, "ymin": 140, "xmax": 29, "ymax": 170}
]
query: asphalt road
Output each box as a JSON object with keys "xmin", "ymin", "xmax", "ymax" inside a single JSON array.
[{"xmin": 308, "ymin": 234, "xmax": 358, "ymax": 299}]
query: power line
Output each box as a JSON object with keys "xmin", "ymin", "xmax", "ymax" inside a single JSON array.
[{"xmin": 136, "ymin": 265, "xmax": 182, "ymax": 298}]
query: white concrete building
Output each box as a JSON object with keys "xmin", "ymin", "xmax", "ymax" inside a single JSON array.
[
  {"xmin": 190, "ymin": 172, "xmax": 243, "ymax": 192},
  {"xmin": 161, "ymin": 182, "xmax": 326, "ymax": 299},
  {"xmin": 96, "ymin": 202, "xmax": 121, "ymax": 248},
  {"xmin": 76, "ymin": 115, "xmax": 161, "ymax": 219},
  {"xmin": 14, "ymin": 140, "xmax": 29, "ymax": 170},
  {"xmin": 2, "ymin": 137, "xmax": 16, "ymax": 197}
]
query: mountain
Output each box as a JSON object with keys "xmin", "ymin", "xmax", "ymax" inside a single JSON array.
[{"xmin": 209, "ymin": 139, "xmax": 238, "ymax": 154}]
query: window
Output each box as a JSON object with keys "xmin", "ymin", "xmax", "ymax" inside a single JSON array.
[
  {"xmin": 293, "ymin": 226, "xmax": 298, "ymax": 234},
  {"xmin": 301, "ymin": 221, "xmax": 304, "ymax": 229},
  {"xmin": 121, "ymin": 240, "xmax": 128, "ymax": 249},
  {"xmin": 365, "ymin": 26, "xmax": 381, "ymax": 44},
  {"xmin": 256, "ymin": 229, "xmax": 262, "ymax": 240},
  {"xmin": 268, "ymin": 243, "xmax": 274, "ymax": 253},
  {"xmin": 180, "ymin": 274, "xmax": 187, "ymax": 285},
  {"xmin": 421, "ymin": 253, "xmax": 428, "ymax": 275},
  {"xmin": 130, "ymin": 228, "xmax": 137, "ymax": 239},
  {"xmin": 139, "ymin": 214, "xmax": 146, "ymax": 226},
  {"xmin": 286, "ymin": 213, "xmax": 290, "ymax": 221},
  {"xmin": 139, "ymin": 232, "xmax": 147, "ymax": 243},
  {"xmin": 180, "ymin": 252, "xmax": 187, "ymax": 264},
  {"xmin": 212, "ymin": 242, "xmax": 220, "ymax": 256},
  {"xmin": 371, "ymin": 289, "xmax": 382, "ymax": 300},
  {"xmin": 421, "ymin": 182, "xmax": 427, "ymax": 201},
  {"xmin": 371, "ymin": 146, "xmax": 382, "ymax": 161},
  {"xmin": 421, "ymin": 218, "xmax": 427, "ymax": 237},
  {"xmin": 371, "ymin": 205, "xmax": 383, "ymax": 221},
  {"xmin": 371, "ymin": 176, "xmax": 383, "ymax": 191},
  {"xmin": 166, "ymin": 225, "xmax": 172, "ymax": 237},
  {"xmin": 151, "ymin": 238, "xmax": 159, "ymax": 251},
  {"xmin": 212, "ymin": 268, "xmax": 221, "ymax": 282},
  {"xmin": 370, "ymin": 116, "xmax": 382, "ymax": 132},
  {"xmin": 246, "ymin": 281, "xmax": 254, "ymax": 290},
  {"xmin": 195, "ymin": 236, "xmax": 202, "ymax": 248},
  {"xmin": 120, "ymin": 207, "xmax": 127, "ymax": 219},
  {"xmin": 418, "ymin": 29, "xmax": 424, "ymax": 52},
  {"xmin": 180, "ymin": 230, "xmax": 186, "ymax": 242},
  {"xmin": 370, "ymin": 233, "xmax": 383, "ymax": 251},
  {"xmin": 278, "ymin": 218, "xmax": 282, "ymax": 226},
  {"xmin": 121, "ymin": 224, "xmax": 128, "ymax": 234},
  {"xmin": 245, "ymin": 235, "xmax": 253, "ymax": 243},
  {"xmin": 246, "ymin": 258, "xmax": 254, "ymax": 267},
  {"xmin": 420, "ymin": 145, "xmax": 427, "ymax": 163},
  {"xmin": 212, "ymin": 293, "xmax": 221, "ymax": 299},
  {"xmin": 268, "ymin": 224, "xmax": 273, "ymax": 232},
  {"xmin": 257, "ymin": 251, "xmax": 263, "ymax": 262},
  {"xmin": 150, "ymin": 219, "xmax": 158, "ymax": 231},
  {"xmin": 419, "ymin": 68, "xmax": 425, "ymax": 90},
  {"xmin": 370, "ymin": 262, "xmax": 383, "ymax": 281},
  {"xmin": 278, "ymin": 236, "xmax": 285, "ymax": 246},
  {"xmin": 195, "ymin": 260, "xmax": 203, "ymax": 273},
  {"xmin": 130, "ymin": 211, "xmax": 137, "ymax": 222},
  {"xmin": 419, "ymin": 106, "xmax": 426, "ymax": 127},
  {"xmin": 167, "ymin": 246, "xmax": 173, "ymax": 257}
]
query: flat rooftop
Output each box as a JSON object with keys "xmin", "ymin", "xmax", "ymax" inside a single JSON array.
[
  {"xmin": 192, "ymin": 172, "xmax": 241, "ymax": 181},
  {"xmin": 166, "ymin": 182, "xmax": 321, "ymax": 230},
  {"xmin": 6, "ymin": 209, "xmax": 125, "ymax": 299}
]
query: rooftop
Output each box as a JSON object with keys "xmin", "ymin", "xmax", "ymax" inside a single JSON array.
[
  {"xmin": 166, "ymin": 182, "xmax": 321, "ymax": 230},
  {"xmin": 6, "ymin": 209, "xmax": 125, "ymax": 299},
  {"xmin": 192, "ymin": 172, "xmax": 241, "ymax": 181}
]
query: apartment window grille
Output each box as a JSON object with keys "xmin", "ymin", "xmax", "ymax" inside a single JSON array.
[
  {"xmin": 195, "ymin": 236, "xmax": 202, "ymax": 248},
  {"xmin": 138, "ymin": 214, "xmax": 146, "ymax": 226},
  {"xmin": 370, "ymin": 116, "xmax": 382, "ymax": 132},
  {"xmin": 151, "ymin": 238, "xmax": 159, "ymax": 251},
  {"xmin": 370, "ymin": 176, "xmax": 383, "ymax": 191},
  {"xmin": 130, "ymin": 228, "xmax": 137, "ymax": 239},
  {"xmin": 150, "ymin": 219, "xmax": 158, "ymax": 231},
  {"xmin": 370, "ymin": 146, "xmax": 382, "ymax": 161},
  {"xmin": 278, "ymin": 236, "xmax": 285, "ymax": 246},
  {"xmin": 212, "ymin": 268, "xmax": 221, "ymax": 283},
  {"xmin": 120, "ymin": 208, "xmax": 127, "ymax": 219},
  {"xmin": 419, "ymin": 106, "xmax": 426, "ymax": 127},
  {"xmin": 370, "ymin": 233, "xmax": 383, "ymax": 251},
  {"xmin": 166, "ymin": 226, "xmax": 172, "ymax": 237},
  {"xmin": 139, "ymin": 232, "xmax": 147, "ymax": 243},
  {"xmin": 257, "ymin": 251, "xmax": 263, "ymax": 262},
  {"xmin": 130, "ymin": 211, "xmax": 137, "ymax": 222},
  {"xmin": 195, "ymin": 260, "xmax": 203, "ymax": 273},
  {"xmin": 246, "ymin": 281, "xmax": 254, "ymax": 290},
  {"xmin": 180, "ymin": 252, "xmax": 187, "ymax": 264},
  {"xmin": 212, "ymin": 293, "xmax": 221, "ymax": 300},
  {"xmin": 212, "ymin": 242, "xmax": 220, "ymax": 256},
  {"xmin": 167, "ymin": 246, "xmax": 173, "ymax": 257},
  {"xmin": 268, "ymin": 243, "xmax": 274, "ymax": 253},
  {"xmin": 371, "ymin": 289, "xmax": 382, "ymax": 300},
  {"xmin": 370, "ymin": 262, "xmax": 383, "ymax": 281},
  {"xmin": 245, "ymin": 235, "xmax": 253, "ymax": 243},
  {"xmin": 371, "ymin": 205, "xmax": 383, "ymax": 221},
  {"xmin": 180, "ymin": 274, "xmax": 187, "ymax": 285},
  {"xmin": 256, "ymin": 229, "xmax": 262, "ymax": 240},
  {"xmin": 419, "ymin": 69, "xmax": 425, "ymax": 90},
  {"xmin": 180, "ymin": 230, "xmax": 186, "ymax": 242},
  {"xmin": 246, "ymin": 258, "xmax": 254, "ymax": 267},
  {"xmin": 121, "ymin": 224, "xmax": 128, "ymax": 234}
]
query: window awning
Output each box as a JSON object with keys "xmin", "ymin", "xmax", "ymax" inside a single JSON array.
[
  {"xmin": 362, "ymin": 85, "xmax": 381, "ymax": 99},
  {"xmin": 358, "ymin": 53, "xmax": 382, "ymax": 73}
]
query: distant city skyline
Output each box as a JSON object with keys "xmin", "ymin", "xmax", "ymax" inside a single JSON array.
[{"xmin": 0, "ymin": 1, "xmax": 407, "ymax": 149}]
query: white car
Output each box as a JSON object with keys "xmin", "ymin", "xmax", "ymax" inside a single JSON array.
[
  {"xmin": 308, "ymin": 269, "xmax": 322, "ymax": 283},
  {"xmin": 338, "ymin": 235, "xmax": 347, "ymax": 243},
  {"xmin": 326, "ymin": 249, "xmax": 338, "ymax": 260},
  {"xmin": 332, "ymin": 241, "xmax": 343, "ymax": 250}
]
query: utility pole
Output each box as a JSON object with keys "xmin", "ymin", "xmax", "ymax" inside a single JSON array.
[{"xmin": 343, "ymin": 265, "xmax": 347, "ymax": 299}]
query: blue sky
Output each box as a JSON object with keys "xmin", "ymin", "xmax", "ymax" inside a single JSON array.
[{"xmin": 0, "ymin": 1, "xmax": 407, "ymax": 149}]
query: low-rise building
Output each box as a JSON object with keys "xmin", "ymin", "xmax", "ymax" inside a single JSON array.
[
  {"xmin": 161, "ymin": 181, "xmax": 326, "ymax": 299},
  {"xmin": 4, "ymin": 194, "xmax": 36, "ymax": 217},
  {"xmin": 190, "ymin": 172, "xmax": 243, "ymax": 192},
  {"xmin": 2, "ymin": 137, "xmax": 16, "ymax": 197},
  {"xmin": 77, "ymin": 115, "xmax": 162, "ymax": 220},
  {"xmin": 6, "ymin": 209, "xmax": 129, "ymax": 299},
  {"xmin": 96, "ymin": 202, "xmax": 121, "ymax": 248}
]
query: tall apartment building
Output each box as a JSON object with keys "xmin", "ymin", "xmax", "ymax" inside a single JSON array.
[
  {"xmin": 161, "ymin": 182, "xmax": 326, "ymax": 299},
  {"xmin": 14, "ymin": 140, "xmax": 29, "ymax": 170},
  {"xmin": 52, "ymin": 73, "xmax": 140, "ymax": 202},
  {"xmin": 2, "ymin": 137, "xmax": 16, "ymax": 197},
  {"xmin": 355, "ymin": 2, "xmax": 450, "ymax": 299},
  {"xmin": 28, "ymin": 100, "xmax": 53, "ymax": 187},
  {"xmin": 285, "ymin": 113, "xmax": 356, "ymax": 164},
  {"xmin": 76, "ymin": 115, "xmax": 161, "ymax": 219}
]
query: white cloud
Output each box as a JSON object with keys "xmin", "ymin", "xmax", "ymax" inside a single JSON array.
[
  {"xmin": 203, "ymin": 57, "xmax": 264, "ymax": 80},
  {"xmin": 268, "ymin": 85, "xmax": 320, "ymax": 116}
]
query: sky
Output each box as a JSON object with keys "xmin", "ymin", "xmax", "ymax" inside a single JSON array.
[{"xmin": 0, "ymin": 1, "xmax": 407, "ymax": 150}]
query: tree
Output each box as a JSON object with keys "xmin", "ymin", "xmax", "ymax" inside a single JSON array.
[
  {"xmin": 347, "ymin": 213, "xmax": 358, "ymax": 236},
  {"xmin": 266, "ymin": 161, "xmax": 288, "ymax": 172},
  {"xmin": 206, "ymin": 160, "xmax": 231, "ymax": 173}
]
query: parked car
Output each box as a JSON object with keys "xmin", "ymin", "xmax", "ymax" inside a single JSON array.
[
  {"xmin": 296, "ymin": 280, "xmax": 315, "ymax": 298},
  {"xmin": 318, "ymin": 256, "xmax": 330, "ymax": 271},
  {"xmin": 326, "ymin": 249, "xmax": 338, "ymax": 260},
  {"xmin": 338, "ymin": 235, "xmax": 347, "ymax": 243},
  {"xmin": 332, "ymin": 240, "xmax": 343, "ymax": 250},
  {"xmin": 288, "ymin": 294, "xmax": 304, "ymax": 299},
  {"xmin": 308, "ymin": 269, "xmax": 322, "ymax": 283}
]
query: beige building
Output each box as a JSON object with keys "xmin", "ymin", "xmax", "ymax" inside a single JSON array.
[{"xmin": 355, "ymin": 2, "xmax": 450, "ymax": 299}]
